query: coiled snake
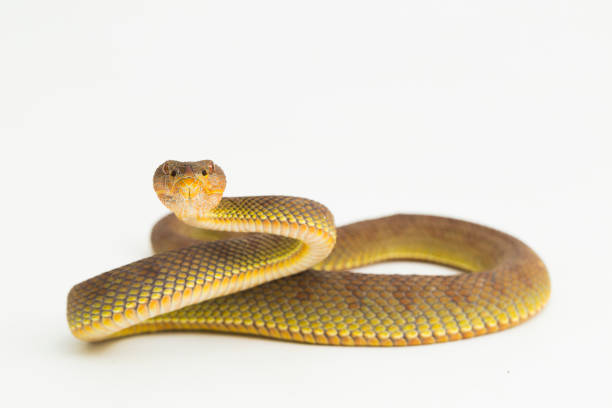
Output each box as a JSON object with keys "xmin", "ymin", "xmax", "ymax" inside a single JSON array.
[{"xmin": 67, "ymin": 160, "xmax": 550, "ymax": 345}]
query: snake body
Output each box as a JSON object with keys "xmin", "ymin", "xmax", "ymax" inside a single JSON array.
[{"xmin": 67, "ymin": 160, "xmax": 550, "ymax": 345}]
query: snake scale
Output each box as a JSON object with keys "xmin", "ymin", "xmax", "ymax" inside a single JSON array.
[{"xmin": 67, "ymin": 160, "xmax": 550, "ymax": 345}]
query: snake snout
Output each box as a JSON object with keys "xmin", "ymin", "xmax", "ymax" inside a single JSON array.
[{"xmin": 175, "ymin": 178, "xmax": 203, "ymax": 200}]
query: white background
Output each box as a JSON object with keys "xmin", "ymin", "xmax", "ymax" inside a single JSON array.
[{"xmin": 1, "ymin": 1, "xmax": 610, "ymax": 407}]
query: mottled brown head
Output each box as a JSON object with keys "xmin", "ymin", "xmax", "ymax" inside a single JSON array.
[{"xmin": 153, "ymin": 160, "xmax": 226, "ymax": 220}]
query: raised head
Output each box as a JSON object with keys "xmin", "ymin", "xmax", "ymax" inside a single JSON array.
[{"xmin": 153, "ymin": 160, "xmax": 226, "ymax": 220}]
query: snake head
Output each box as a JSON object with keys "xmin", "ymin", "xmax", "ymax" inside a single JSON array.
[{"xmin": 153, "ymin": 160, "xmax": 226, "ymax": 221}]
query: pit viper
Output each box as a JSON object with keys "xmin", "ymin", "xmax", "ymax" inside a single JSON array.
[{"xmin": 67, "ymin": 160, "xmax": 550, "ymax": 345}]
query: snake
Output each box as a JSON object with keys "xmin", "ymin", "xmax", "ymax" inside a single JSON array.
[{"xmin": 67, "ymin": 159, "xmax": 550, "ymax": 345}]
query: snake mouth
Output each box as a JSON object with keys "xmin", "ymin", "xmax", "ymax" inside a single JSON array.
[
  {"xmin": 162, "ymin": 177, "xmax": 224, "ymax": 220},
  {"xmin": 174, "ymin": 178, "xmax": 204, "ymax": 201}
]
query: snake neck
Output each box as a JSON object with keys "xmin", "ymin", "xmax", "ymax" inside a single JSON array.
[{"xmin": 179, "ymin": 196, "xmax": 337, "ymax": 275}]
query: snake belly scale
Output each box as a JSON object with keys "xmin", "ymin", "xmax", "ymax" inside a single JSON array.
[{"xmin": 67, "ymin": 160, "xmax": 550, "ymax": 345}]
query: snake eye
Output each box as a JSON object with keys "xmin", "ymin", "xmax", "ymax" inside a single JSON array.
[
  {"xmin": 170, "ymin": 170, "xmax": 177, "ymax": 177},
  {"xmin": 201, "ymin": 170, "xmax": 207, "ymax": 176}
]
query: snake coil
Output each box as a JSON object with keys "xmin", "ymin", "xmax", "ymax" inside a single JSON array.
[{"xmin": 67, "ymin": 160, "xmax": 550, "ymax": 345}]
